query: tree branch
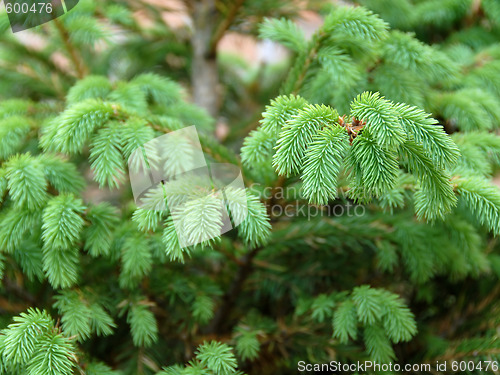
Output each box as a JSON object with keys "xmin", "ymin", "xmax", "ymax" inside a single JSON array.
[
  {"xmin": 208, "ymin": 0, "xmax": 246, "ymax": 58},
  {"xmin": 281, "ymin": 30, "xmax": 326, "ymax": 95},
  {"xmin": 53, "ymin": 18, "xmax": 88, "ymax": 79},
  {"xmin": 207, "ymin": 245, "xmax": 263, "ymax": 334}
]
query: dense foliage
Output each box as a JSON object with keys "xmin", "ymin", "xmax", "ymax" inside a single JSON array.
[{"xmin": 0, "ymin": 0, "xmax": 499, "ymax": 374}]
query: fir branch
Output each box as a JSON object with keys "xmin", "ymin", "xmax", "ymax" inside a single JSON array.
[
  {"xmin": 192, "ymin": 295, "xmax": 215, "ymax": 325},
  {"xmin": 240, "ymin": 128, "xmax": 276, "ymax": 167},
  {"xmin": 301, "ymin": 124, "xmax": 349, "ymax": 205},
  {"xmin": 66, "ymin": 75, "xmax": 113, "ymax": 105},
  {"xmin": 53, "ymin": 290, "xmax": 93, "ymax": 341},
  {"xmin": 352, "ymin": 286, "xmax": 384, "ymax": 325},
  {"xmin": 273, "ymin": 104, "xmax": 339, "ymax": 176},
  {"xmin": 41, "ymin": 194, "xmax": 86, "ymax": 251},
  {"xmin": 133, "ymin": 208, "xmax": 164, "ymax": 233},
  {"xmin": 130, "ymin": 73, "xmax": 183, "ymax": 107},
  {"xmin": 379, "ymin": 290, "xmax": 417, "ymax": 343},
  {"xmin": 26, "ymin": 334, "xmax": 76, "ymax": 375},
  {"xmin": 346, "ymin": 131, "xmax": 399, "ymax": 199},
  {"xmin": 231, "ymin": 190, "xmax": 271, "ymax": 248},
  {"xmin": 1, "ymin": 308, "xmax": 53, "ymax": 364},
  {"xmin": 0, "ymin": 208, "xmax": 41, "ymax": 253},
  {"xmin": 234, "ymin": 327, "xmax": 260, "ymax": 361},
  {"xmin": 127, "ymin": 302, "xmax": 159, "ymax": 347},
  {"xmin": 42, "ymin": 247, "xmax": 80, "ymax": 289},
  {"xmin": 0, "ymin": 116, "xmax": 31, "ymax": 160},
  {"xmin": 333, "ymin": 300, "xmax": 358, "ymax": 344},
  {"xmin": 4, "ymin": 154, "xmax": 48, "ymax": 210},
  {"xmin": 259, "ymin": 17, "xmax": 307, "ymax": 53},
  {"xmin": 323, "ymin": 6, "xmax": 389, "ymax": 42},
  {"xmin": 392, "ymin": 102, "xmax": 460, "ymax": 169},
  {"xmin": 89, "ymin": 123, "xmax": 126, "ymax": 189},
  {"xmin": 54, "ymin": 290, "xmax": 116, "ymax": 341},
  {"xmin": 12, "ymin": 242, "xmax": 44, "ymax": 282},
  {"xmin": 120, "ymin": 233, "xmax": 153, "ymax": 288},
  {"xmin": 259, "ymin": 94, "xmax": 308, "ymax": 135},
  {"xmin": 196, "ymin": 341, "xmax": 238, "ymax": 375},
  {"xmin": 39, "ymin": 154, "xmax": 85, "ymax": 195},
  {"xmin": 363, "ymin": 324, "xmax": 396, "ymax": 363},
  {"xmin": 350, "ymin": 92, "xmax": 406, "ymax": 150},
  {"xmin": 455, "ymin": 176, "xmax": 500, "ymax": 235},
  {"xmin": 83, "ymin": 203, "xmax": 119, "ymax": 257},
  {"xmin": 398, "ymin": 141, "xmax": 457, "ymax": 220},
  {"xmin": 241, "ymin": 94, "xmax": 307, "ymax": 167},
  {"xmin": 162, "ymin": 216, "xmax": 189, "ymax": 263},
  {"xmin": 41, "ymin": 99, "xmax": 114, "ymax": 154}
]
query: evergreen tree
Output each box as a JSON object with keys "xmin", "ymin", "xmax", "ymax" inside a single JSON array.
[{"xmin": 0, "ymin": 0, "xmax": 499, "ymax": 374}]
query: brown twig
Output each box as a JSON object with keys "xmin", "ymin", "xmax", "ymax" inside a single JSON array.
[
  {"xmin": 53, "ymin": 18, "xmax": 88, "ymax": 79},
  {"xmin": 208, "ymin": 0, "xmax": 246, "ymax": 58},
  {"xmin": 217, "ymin": 247, "xmax": 245, "ymax": 266},
  {"xmin": 287, "ymin": 30, "xmax": 327, "ymax": 95},
  {"xmin": 465, "ymin": 284, "xmax": 500, "ymax": 319},
  {"xmin": 207, "ymin": 245, "xmax": 263, "ymax": 334}
]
